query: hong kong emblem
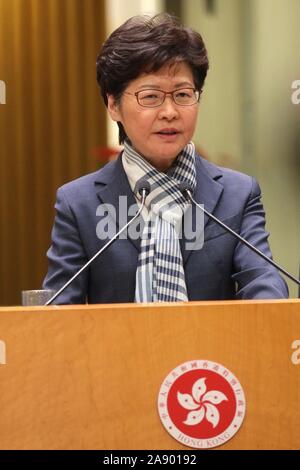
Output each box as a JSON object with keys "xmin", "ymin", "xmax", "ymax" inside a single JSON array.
[{"xmin": 158, "ymin": 360, "xmax": 246, "ymax": 449}]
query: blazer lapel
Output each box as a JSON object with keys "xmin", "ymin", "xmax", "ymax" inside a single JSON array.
[
  {"xmin": 94, "ymin": 154, "xmax": 224, "ymax": 260},
  {"xmin": 181, "ymin": 156, "xmax": 224, "ymax": 264},
  {"xmin": 94, "ymin": 155, "xmax": 142, "ymax": 252}
]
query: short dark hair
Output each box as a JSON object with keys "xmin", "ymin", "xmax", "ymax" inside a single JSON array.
[{"xmin": 96, "ymin": 13, "xmax": 209, "ymax": 144}]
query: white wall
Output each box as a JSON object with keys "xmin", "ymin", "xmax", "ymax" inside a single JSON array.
[
  {"xmin": 183, "ymin": 0, "xmax": 300, "ymax": 296},
  {"xmin": 247, "ymin": 0, "xmax": 300, "ymax": 296},
  {"xmin": 184, "ymin": 0, "xmax": 243, "ymax": 169}
]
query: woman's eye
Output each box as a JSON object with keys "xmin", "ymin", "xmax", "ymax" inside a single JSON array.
[
  {"xmin": 142, "ymin": 93, "xmax": 159, "ymax": 100},
  {"xmin": 176, "ymin": 91, "xmax": 191, "ymax": 98}
]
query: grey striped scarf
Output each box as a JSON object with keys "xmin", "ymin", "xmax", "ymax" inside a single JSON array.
[{"xmin": 122, "ymin": 140, "xmax": 196, "ymax": 302}]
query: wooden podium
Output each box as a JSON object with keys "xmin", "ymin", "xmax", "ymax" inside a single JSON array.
[{"xmin": 0, "ymin": 299, "xmax": 299, "ymax": 450}]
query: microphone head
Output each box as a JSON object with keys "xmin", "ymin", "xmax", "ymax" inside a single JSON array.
[
  {"xmin": 135, "ymin": 179, "xmax": 151, "ymax": 197},
  {"xmin": 178, "ymin": 181, "xmax": 193, "ymax": 200}
]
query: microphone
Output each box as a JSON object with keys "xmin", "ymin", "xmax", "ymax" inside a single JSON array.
[
  {"xmin": 45, "ymin": 179, "xmax": 151, "ymax": 305},
  {"xmin": 179, "ymin": 182, "xmax": 300, "ymax": 287}
]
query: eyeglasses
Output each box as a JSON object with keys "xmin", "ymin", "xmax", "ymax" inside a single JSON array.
[{"xmin": 123, "ymin": 87, "xmax": 202, "ymax": 108}]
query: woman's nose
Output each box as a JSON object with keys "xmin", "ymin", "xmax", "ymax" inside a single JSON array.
[{"xmin": 158, "ymin": 95, "xmax": 179, "ymax": 119}]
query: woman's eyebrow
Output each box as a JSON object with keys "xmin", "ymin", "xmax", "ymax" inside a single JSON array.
[{"xmin": 137, "ymin": 81, "xmax": 194, "ymax": 90}]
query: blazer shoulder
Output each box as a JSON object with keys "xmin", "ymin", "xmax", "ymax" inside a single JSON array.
[
  {"xmin": 196, "ymin": 154, "xmax": 257, "ymax": 195},
  {"xmin": 197, "ymin": 154, "xmax": 252, "ymax": 182},
  {"xmin": 57, "ymin": 159, "xmax": 119, "ymax": 196}
]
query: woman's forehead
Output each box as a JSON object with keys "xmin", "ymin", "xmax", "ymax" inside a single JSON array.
[{"xmin": 131, "ymin": 62, "xmax": 195, "ymax": 87}]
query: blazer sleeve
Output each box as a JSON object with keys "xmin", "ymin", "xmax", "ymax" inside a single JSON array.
[
  {"xmin": 232, "ymin": 178, "xmax": 289, "ymax": 299},
  {"xmin": 43, "ymin": 187, "xmax": 89, "ymax": 304}
]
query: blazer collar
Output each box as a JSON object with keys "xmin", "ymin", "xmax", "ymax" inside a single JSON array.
[
  {"xmin": 180, "ymin": 156, "xmax": 224, "ymax": 264},
  {"xmin": 193, "ymin": 155, "xmax": 223, "ymax": 217},
  {"xmin": 94, "ymin": 153, "xmax": 224, "ymax": 258},
  {"xmin": 94, "ymin": 154, "xmax": 142, "ymax": 251}
]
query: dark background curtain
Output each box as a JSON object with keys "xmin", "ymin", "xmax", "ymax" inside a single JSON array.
[{"xmin": 0, "ymin": 0, "xmax": 107, "ymax": 305}]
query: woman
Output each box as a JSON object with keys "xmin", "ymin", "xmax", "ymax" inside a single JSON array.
[{"xmin": 43, "ymin": 13, "xmax": 288, "ymax": 303}]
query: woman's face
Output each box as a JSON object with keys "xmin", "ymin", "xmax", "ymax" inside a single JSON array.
[{"xmin": 107, "ymin": 62, "xmax": 199, "ymax": 172}]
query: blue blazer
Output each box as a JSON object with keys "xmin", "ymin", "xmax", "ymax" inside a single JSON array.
[{"xmin": 43, "ymin": 154, "xmax": 288, "ymax": 303}]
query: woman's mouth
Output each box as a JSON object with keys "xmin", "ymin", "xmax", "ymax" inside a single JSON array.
[{"xmin": 156, "ymin": 128, "xmax": 179, "ymax": 136}]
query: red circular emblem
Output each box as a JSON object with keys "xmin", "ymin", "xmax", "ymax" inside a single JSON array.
[{"xmin": 158, "ymin": 360, "xmax": 246, "ymax": 449}]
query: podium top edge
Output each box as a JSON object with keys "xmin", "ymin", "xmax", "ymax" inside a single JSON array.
[{"xmin": 0, "ymin": 298, "xmax": 299, "ymax": 313}]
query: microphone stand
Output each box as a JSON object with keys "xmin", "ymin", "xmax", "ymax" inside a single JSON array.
[
  {"xmin": 45, "ymin": 185, "xmax": 149, "ymax": 305},
  {"xmin": 183, "ymin": 188, "xmax": 300, "ymax": 287}
]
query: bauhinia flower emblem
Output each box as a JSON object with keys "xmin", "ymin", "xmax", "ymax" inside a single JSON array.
[{"xmin": 177, "ymin": 377, "xmax": 228, "ymax": 428}]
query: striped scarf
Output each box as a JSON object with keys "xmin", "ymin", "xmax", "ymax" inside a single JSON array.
[{"xmin": 122, "ymin": 140, "xmax": 196, "ymax": 302}]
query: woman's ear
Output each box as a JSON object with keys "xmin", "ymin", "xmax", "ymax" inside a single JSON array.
[{"xmin": 107, "ymin": 95, "xmax": 121, "ymax": 122}]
